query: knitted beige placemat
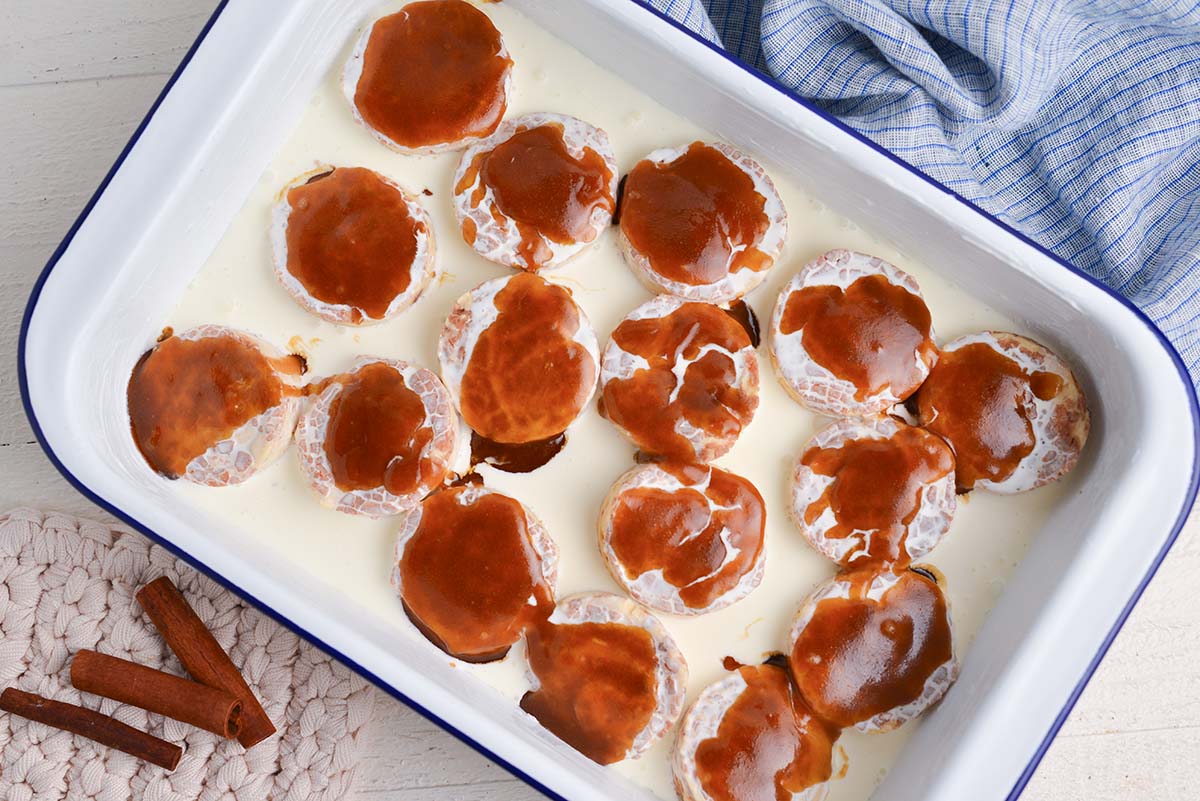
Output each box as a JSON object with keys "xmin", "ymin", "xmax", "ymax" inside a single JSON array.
[{"xmin": 0, "ymin": 508, "xmax": 376, "ymax": 801}]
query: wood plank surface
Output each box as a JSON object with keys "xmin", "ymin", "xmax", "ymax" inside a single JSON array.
[{"xmin": 1, "ymin": 3, "xmax": 1196, "ymax": 799}]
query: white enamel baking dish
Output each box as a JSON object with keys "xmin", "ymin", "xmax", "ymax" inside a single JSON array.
[{"xmin": 19, "ymin": 1, "xmax": 1199, "ymax": 799}]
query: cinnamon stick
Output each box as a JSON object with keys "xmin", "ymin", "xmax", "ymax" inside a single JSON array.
[
  {"xmin": 71, "ymin": 650, "xmax": 242, "ymax": 738},
  {"xmin": 0, "ymin": 687, "xmax": 182, "ymax": 770},
  {"xmin": 136, "ymin": 577, "xmax": 276, "ymax": 748}
]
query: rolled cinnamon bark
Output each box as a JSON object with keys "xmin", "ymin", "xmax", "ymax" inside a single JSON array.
[
  {"xmin": 136, "ymin": 577, "xmax": 276, "ymax": 748},
  {"xmin": 0, "ymin": 687, "xmax": 182, "ymax": 770},
  {"xmin": 70, "ymin": 650, "xmax": 242, "ymax": 738}
]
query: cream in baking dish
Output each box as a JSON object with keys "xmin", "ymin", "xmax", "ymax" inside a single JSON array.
[{"xmin": 153, "ymin": 1, "xmax": 1081, "ymax": 798}]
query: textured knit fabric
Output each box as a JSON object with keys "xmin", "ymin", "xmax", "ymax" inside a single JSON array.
[
  {"xmin": 646, "ymin": 0, "xmax": 1200, "ymax": 382},
  {"xmin": 0, "ymin": 508, "xmax": 375, "ymax": 801}
]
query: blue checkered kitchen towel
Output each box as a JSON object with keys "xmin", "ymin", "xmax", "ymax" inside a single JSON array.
[{"xmin": 649, "ymin": 0, "xmax": 1200, "ymax": 384}]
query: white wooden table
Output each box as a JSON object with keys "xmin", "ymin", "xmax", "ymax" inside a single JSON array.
[{"xmin": 2, "ymin": 3, "xmax": 1196, "ymax": 799}]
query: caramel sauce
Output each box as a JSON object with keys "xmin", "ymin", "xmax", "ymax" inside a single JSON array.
[
  {"xmin": 834, "ymin": 746, "xmax": 849, "ymax": 780},
  {"xmin": 398, "ymin": 487, "xmax": 553, "ymax": 662},
  {"xmin": 620, "ymin": 142, "xmax": 771, "ymax": 286},
  {"xmin": 915, "ymin": 341, "xmax": 1061, "ymax": 491},
  {"xmin": 612, "ymin": 174, "xmax": 627, "ymax": 225},
  {"xmin": 520, "ymin": 618, "xmax": 659, "ymax": 764},
  {"xmin": 446, "ymin": 470, "xmax": 485, "ymax": 489},
  {"xmin": 470, "ymin": 431, "xmax": 567, "ymax": 473},
  {"xmin": 721, "ymin": 653, "xmax": 789, "ymax": 672},
  {"xmin": 800, "ymin": 425, "xmax": 954, "ymax": 567},
  {"xmin": 323, "ymin": 362, "xmax": 437, "ymax": 496},
  {"xmin": 694, "ymin": 665, "xmax": 836, "ymax": 801},
  {"xmin": 602, "ymin": 302, "xmax": 756, "ymax": 460},
  {"xmin": 609, "ymin": 463, "xmax": 764, "ymax": 610},
  {"xmin": 779, "ymin": 274, "xmax": 935, "ymax": 402},
  {"xmin": 458, "ymin": 274, "xmax": 597, "ymax": 442},
  {"xmin": 456, "ymin": 122, "xmax": 614, "ymax": 270},
  {"xmin": 762, "ymin": 652, "xmax": 791, "ymax": 671},
  {"xmin": 1031, "ymin": 370, "xmax": 1064, "ymax": 401},
  {"xmin": 789, "ymin": 568, "xmax": 952, "ymax": 729},
  {"xmin": 289, "ymin": 353, "xmax": 309, "ymax": 377},
  {"xmin": 285, "ymin": 167, "xmax": 424, "ymax": 323},
  {"xmin": 128, "ymin": 333, "xmax": 289, "ymax": 479},
  {"xmin": 724, "ymin": 299, "xmax": 761, "ymax": 348},
  {"xmin": 353, "ymin": 0, "xmax": 511, "ymax": 150}
]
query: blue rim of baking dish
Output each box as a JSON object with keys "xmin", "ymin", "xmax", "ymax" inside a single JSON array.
[{"xmin": 16, "ymin": 1, "xmax": 1200, "ymax": 799}]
